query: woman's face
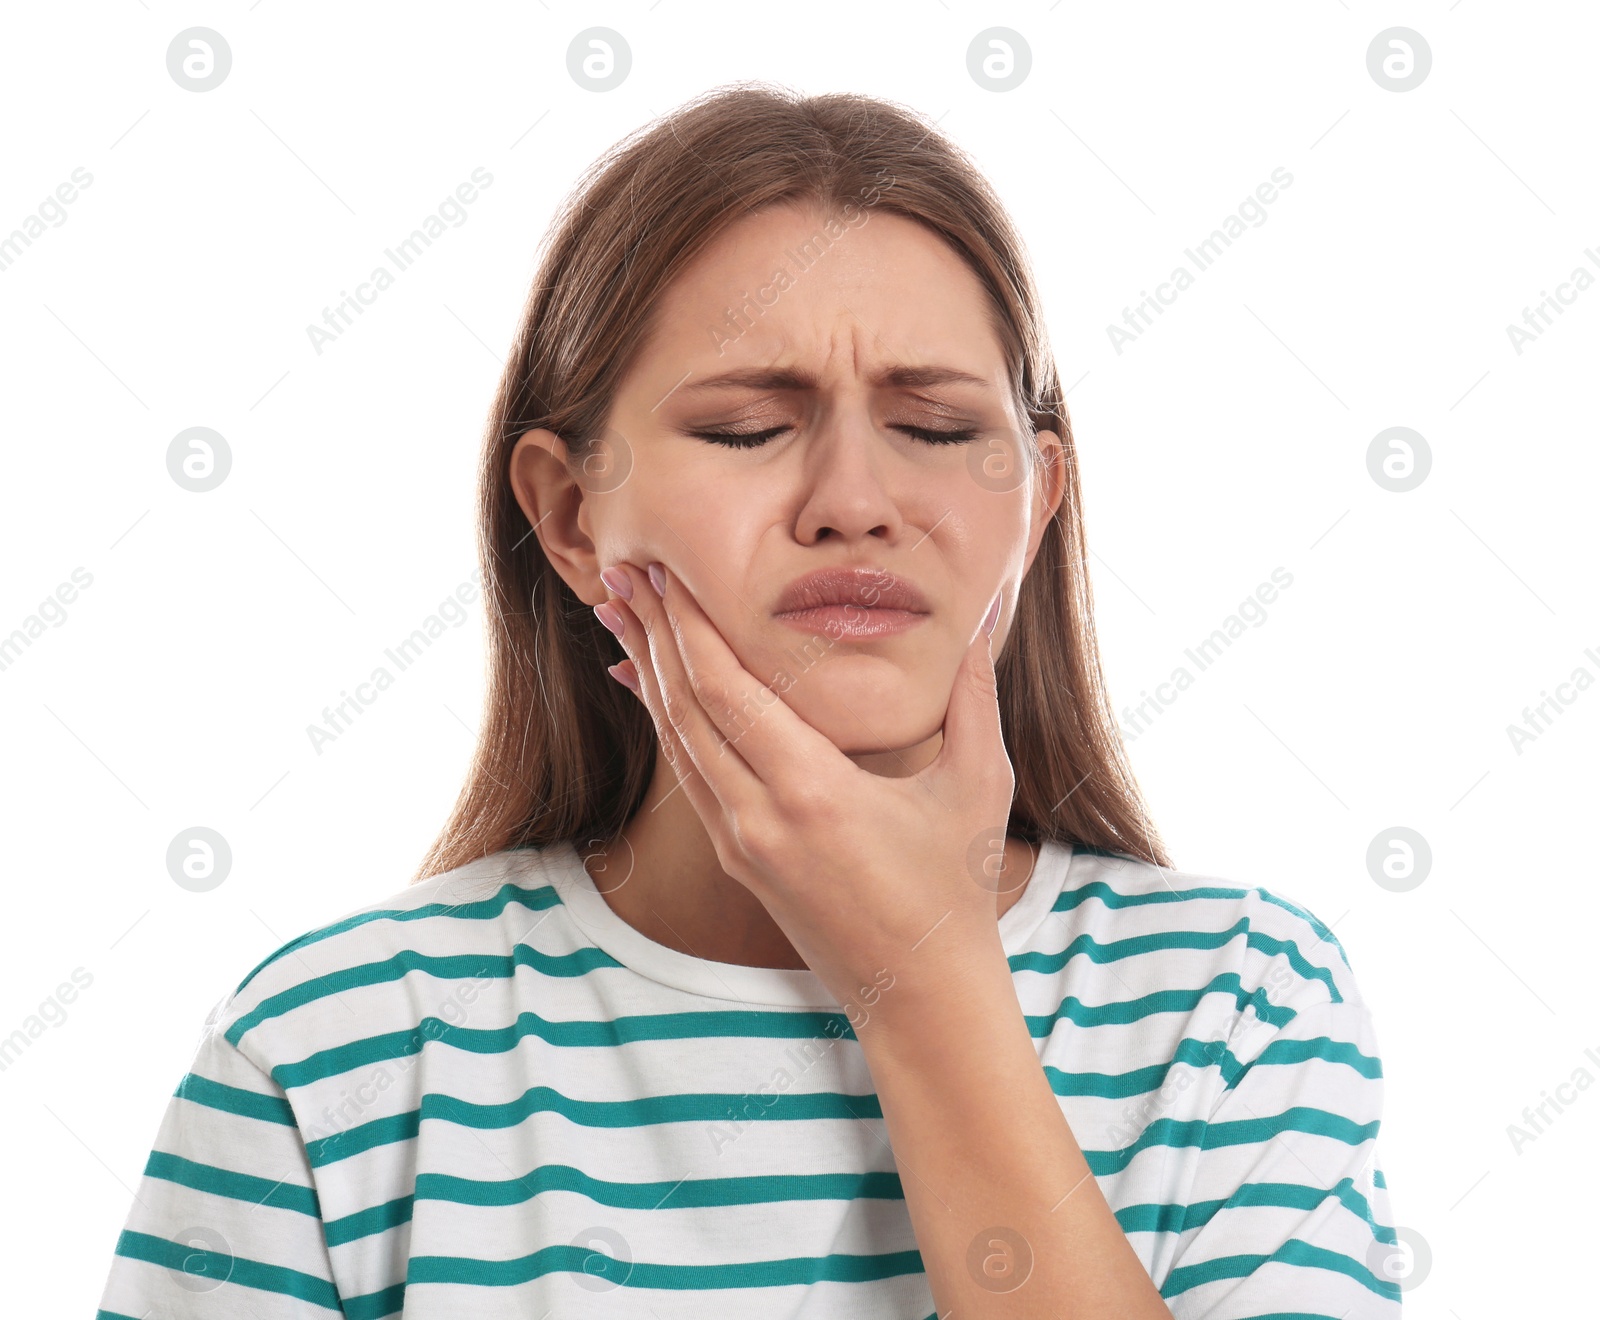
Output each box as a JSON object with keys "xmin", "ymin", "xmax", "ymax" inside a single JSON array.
[{"xmin": 512, "ymin": 201, "xmax": 1064, "ymax": 769}]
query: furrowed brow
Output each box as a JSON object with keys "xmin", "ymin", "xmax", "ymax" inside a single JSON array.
[{"xmin": 678, "ymin": 364, "xmax": 993, "ymax": 393}]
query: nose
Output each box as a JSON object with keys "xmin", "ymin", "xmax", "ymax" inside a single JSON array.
[{"xmin": 792, "ymin": 413, "xmax": 907, "ymax": 546}]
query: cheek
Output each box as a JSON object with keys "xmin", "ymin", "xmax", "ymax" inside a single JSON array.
[
  {"xmin": 948, "ymin": 488, "xmax": 1031, "ymax": 568},
  {"xmin": 586, "ymin": 484, "xmax": 671, "ymax": 571},
  {"xmin": 660, "ymin": 485, "xmax": 767, "ymax": 589}
]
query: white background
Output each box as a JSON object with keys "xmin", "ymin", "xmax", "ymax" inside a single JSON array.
[{"xmin": 1, "ymin": 2, "xmax": 1593, "ymax": 1314}]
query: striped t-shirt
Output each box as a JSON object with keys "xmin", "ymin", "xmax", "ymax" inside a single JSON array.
[{"xmin": 96, "ymin": 838, "xmax": 1403, "ymax": 1318}]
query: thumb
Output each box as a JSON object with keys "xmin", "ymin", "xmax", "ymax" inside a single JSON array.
[{"xmin": 933, "ymin": 592, "xmax": 1008, "ymax": 780}]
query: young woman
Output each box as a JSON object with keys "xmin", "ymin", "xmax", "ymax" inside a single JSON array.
[{"xmin": 97, "ymin": 84, "xmax": 1401, "ymax": 1319}]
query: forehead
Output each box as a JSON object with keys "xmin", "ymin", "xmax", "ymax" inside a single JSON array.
[{"xmin": 630, "ymin": 202, "xmax": 1011, "ymax": 394}]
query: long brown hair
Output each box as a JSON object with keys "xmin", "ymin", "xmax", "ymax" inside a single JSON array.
[{"xmin": 412, "ymin": 81, "xmax": 1171, "ymax": 884}]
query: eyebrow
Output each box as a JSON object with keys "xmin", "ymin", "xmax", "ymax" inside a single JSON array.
[{"xmin": 677, "ymin": 364, "xmax": 995, "ymax": 394}]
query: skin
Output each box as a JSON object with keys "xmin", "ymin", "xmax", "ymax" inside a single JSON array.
[{"xmin": 509, "ymin": 200, "xmax": 1065, "ymax": 972}]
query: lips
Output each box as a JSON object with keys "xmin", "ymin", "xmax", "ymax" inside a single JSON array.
[{"xmin": 773, "ymin": 566, "xmax": 930, "ymax": 615}]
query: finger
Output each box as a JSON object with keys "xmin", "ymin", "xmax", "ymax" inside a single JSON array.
[
  {"xmin": 608, "ymin": 656, "xmax": 641, "ymax": 696},
  {"xmin": 928, "ymin": 594, "xmax": 1012, "ymax": 791},
  {"xmin": 599, "ymin": 585, "xmax": 725, "ymax": 830},
  {"xmin": 605, "ymin": 560, "xmax": 762, "ymax": 824},
  {"xmin": 632, "ymin": 560, "xmax": 843, "ymax": 794}
]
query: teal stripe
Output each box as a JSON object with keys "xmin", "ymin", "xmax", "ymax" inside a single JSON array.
[
  {"xmin": 1025, "ymin": 972, "xmax": 1297, "ymax": 1040},
  {"xmin": 272, "ymin": 1007, "xmax": 860, "ymax": 1090},
  {"xmin": 1013, "ymin": 919, "xmax": 1343, "ymax": 1003},
  {"xmin": 1200, "ymin": 1105, "xmax": 1380, "ymax": 1153},
  {"xmin": 227, "ymin": 943, "xmax": 620, "ymax": 1048},
  {"xmin": 325, "ymin": 1193, "xmax": 413, "ymax": 1247},
  {"xmin": 175, "ymin": 1071, "xmax": 296, "ymax": 1125},
  {"xmin": 343, "ymin": 1280, "xmax": 407, "ymax": 1320},
  {"xmin": 401, "ymin": 1243, "xmax": 925, "ymax": 1290},
  {"xmin": 111, "ymin": 1228, "xmax": 342, "ymax": 1310},
  {"xmin": 1088, "ymin": 1106, "xmax": 1377, "ymax": 1177},
  {"xmin": 1054, "ymin": 880, "xmax": 1351, "ymax": 970},
  {"xmin": 1160, "ymin": 1236, "xmax": 1401, "ymax": 1303},
  {"xmin": 307, "ymin": 1107, "xmax": 420, "ymax": 1165},
  {"xmin": 1044, "ymin": 1035, "xmax": 1240, "ymax": 1100},
  {"xmin": 234, "ymin": 879, "xmax": 566, "ymax": 995},
  {"xmin": 1042, "ymin": 1031, "xmax": 1380, "ymax": 1105},
  {"xmin": 144, "ymin": 1151, "xmax": 321, "ymax": 1216},
  {"xmin": 306, "ymin": 1085, "xmax": 884, "ymax": 1168},
  {"xmin": 325, "ymin": 1168, "xmax": 908, "ymax": 1247},
  {"xmin": 422, "ymin": 1165, "xmax": 905, "ymax": 1210},
  {"xmin": 1225, "ymin": 1034, "xmax": 1383, "ymax": 1087},
  {"xmin": 1116, "ymin": 1178, "xmax": 1393, "ymax": 1241}
]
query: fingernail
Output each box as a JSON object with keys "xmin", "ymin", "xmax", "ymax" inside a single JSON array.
[
  {"xmin": 983, "ymin": 593, "xmax": 1001, "ymax": 636},
  {"xmin": 647, "ymin": 562, "xmax": 666, "ymax": 598},
  {"xmin": 600, "ymin": 565, "xmax": 633, "ymax": 601},
  {"xmin": 594, "ymin": 602, "xmax": 626, "ymax": 639},
  {"xmin": 607, "ymin": 662, "xmax": 640, "ymax": 694}
]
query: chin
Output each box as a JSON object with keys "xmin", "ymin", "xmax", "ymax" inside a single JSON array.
[
  {"xmin": 743, "ymin": 639, "xmax": 947, "ymax": 745},
  {"xmin": 779, "ymin": 690, "xmax": 939, "ymax": 758}
]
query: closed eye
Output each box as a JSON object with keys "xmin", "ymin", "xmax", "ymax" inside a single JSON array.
[{"xmin": 689, "ymin": 425, "xmax": 980, "ymax": 450}]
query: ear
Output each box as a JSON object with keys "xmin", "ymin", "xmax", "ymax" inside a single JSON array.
[
  {"xmin": 1023, "ymin": 428, "xmax": 1068, "ymax": 572},
  {"xmin": 508, "ymin": 427, "xmax": 603, "ymax": 606}
]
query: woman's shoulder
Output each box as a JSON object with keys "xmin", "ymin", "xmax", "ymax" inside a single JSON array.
[
  {"xmin": 1057, "ymin": 842, "xmax": 1366, "ymax": 1013},
  {"xmin": 207, "ymin": 845, "xmax": 567, "ymax": 1080}
]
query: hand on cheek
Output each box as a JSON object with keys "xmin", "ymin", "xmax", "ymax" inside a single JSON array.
[{"xmin": 589, "ymin": 557, "xmax": 1015, "ymax": 1024}]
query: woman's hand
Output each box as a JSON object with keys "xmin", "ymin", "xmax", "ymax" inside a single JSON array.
[{"xmin": 593, "ymin": 558, "xmax": 1017, "ymax": 1021}]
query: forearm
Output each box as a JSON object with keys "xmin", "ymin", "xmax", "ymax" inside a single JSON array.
[{"xmin": 856, "ymin": 939, "xmax": 1174, "ymax": 1319}]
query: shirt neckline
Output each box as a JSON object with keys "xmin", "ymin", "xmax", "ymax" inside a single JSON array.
[{"xmin": 535, "ymin": 836, "xmax": 1074, "ymax": 1008}]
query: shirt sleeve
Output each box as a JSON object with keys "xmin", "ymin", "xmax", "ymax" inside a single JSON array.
[
  {"xmin": 95, "ymin": 996, "xmax": 343, "ymax": 1318},
  {"xmin": 1159, "ymin": 925, "xmax": 1404, "ymax": 1319}
]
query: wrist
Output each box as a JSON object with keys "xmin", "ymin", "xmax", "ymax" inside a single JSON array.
[{"xmin": 849, "ymin": 925, "xmax": 1018, "ymax": 1061}]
